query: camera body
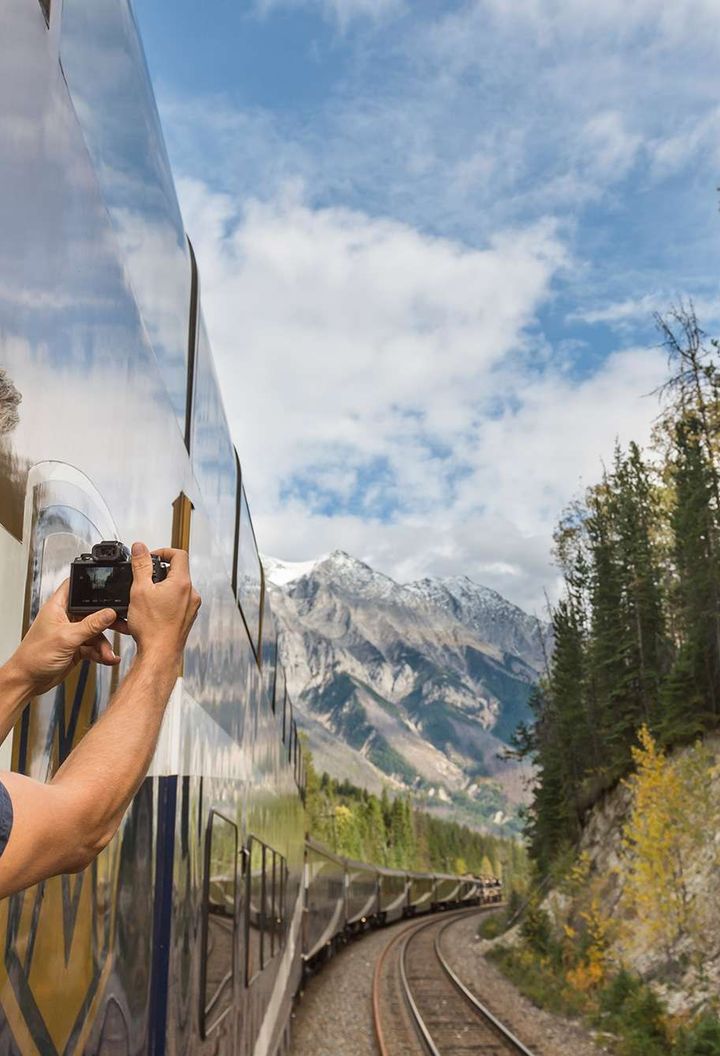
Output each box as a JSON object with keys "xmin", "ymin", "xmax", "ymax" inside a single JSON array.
[{"xmin": 67, "ymin": 541, "xmax": 168, "ymax": 619}]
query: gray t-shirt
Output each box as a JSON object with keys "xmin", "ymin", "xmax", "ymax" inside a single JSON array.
[{"xmin": 0, "ymin": 782, "xmax": 13, "ymax": 856}]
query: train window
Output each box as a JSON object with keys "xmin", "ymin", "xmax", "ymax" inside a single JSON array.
[
  {"xmin": 267, "ymin": 850, "xmax": 277, "ymax": 958},
  {"xmin": 190, "ymin": 320, "xmax": 238, "ymax": 575},
  {"xmin": 38, "ymin": 0, "xmax": 50, "ymax": 25},
  {"xmin": 236, "ymin": 485, "xmax": 263, "ymax": 657},
  {"xmin": 200, "ymin": 811, "xmax": 238, "ymax": 1037},
  {"xmin": 260, "ymin": 592, "xmax": 277, "ymax": 708},
  {"xmin": 275, "ymin": 663, "xmax": 286, "ymax": 727},
  {"xmin": 246, "ymin": 839, "xmax": 264, "ymax": 985},
  {"xmin": 245, "ymin": 838, "xmax": 287, "ymax": 984}
]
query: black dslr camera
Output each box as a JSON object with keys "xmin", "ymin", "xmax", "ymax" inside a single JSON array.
[{"xmin": 67, "ymin": 541, "xmax": 168, "ymax": 619}]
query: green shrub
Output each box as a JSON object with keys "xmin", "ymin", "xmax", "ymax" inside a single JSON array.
[
  {"xmin": 675, "ymin": 1015, "xmax": 720, "ymax": 1055},
  {"xmin": 596, "ymin": 971, "xmax": 669, "ymax": 1056},
  {"xmin": 520, "ymin": 902, "xmax": 555, "ymax": 958}
]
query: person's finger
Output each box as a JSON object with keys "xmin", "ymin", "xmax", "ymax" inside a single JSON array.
[
  {"xmin": 150, "ymin": 548, "xmax": 189, "ymax": 579},
  {"xmin": 70, "ymin": 608, "xmax": 117, "ymax": 644},
  {"xmin": 50, "ymin": 579, "xmax": 70, "ymax": 609},
  {"xmin": 108, "ymin": 618, "xmax": 131, "ymax": 635},
  {"xmin": 79, "ymin": 643, "xmax": 120, "ymax": 666},
  {"xmin": 131, "ymin": 541, "xmax": 154, "ymax": 584}
]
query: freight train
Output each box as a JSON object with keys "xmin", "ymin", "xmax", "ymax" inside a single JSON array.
[{"xmin": 0, "ymin": 3, "xmax": 500, "ymax": 1054}]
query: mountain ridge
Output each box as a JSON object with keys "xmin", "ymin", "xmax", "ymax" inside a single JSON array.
[{"xmin": 265, "ymin": 549, "xmax": 547, "ymax": 833}]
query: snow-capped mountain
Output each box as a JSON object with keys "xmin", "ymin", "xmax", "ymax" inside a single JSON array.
[{"xmin": 265, "ymin": 550, "xmax": 548, "ymax": 832}]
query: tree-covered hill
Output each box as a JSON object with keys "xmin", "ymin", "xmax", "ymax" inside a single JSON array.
[{"xmin": 514, "ymin": 303, "xmax": 720, "ymax": 874}]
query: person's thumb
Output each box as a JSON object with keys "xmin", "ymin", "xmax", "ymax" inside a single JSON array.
[
  {"xmin": 131, "ymin": 541, "xmax": 153, "ymax": 583},
  {"xmin": 73, "ymin": 608, "xmax": 117, "ymax": 642}
]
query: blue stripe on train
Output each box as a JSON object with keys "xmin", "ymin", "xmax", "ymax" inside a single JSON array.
[{"xmin": 147, "ymin": 776, "xmax": 178, "ymax": 1056}]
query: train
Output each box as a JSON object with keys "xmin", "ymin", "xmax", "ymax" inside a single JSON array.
[
  {"xmin": 303, "ymin": 838, "xmax": 503, "ymax": 968},
  {"xmin": 0, "ymin": 3, "xmax": 501, "ymax": 1054}
]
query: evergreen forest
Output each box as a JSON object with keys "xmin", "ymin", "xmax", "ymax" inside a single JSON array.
[
  {"xmin": 304, "ymin": 752, "xmax": 528, "ymax": 887},
  {"xmin": 514, "ymin": 304, "xmax": 720, "ymax": 874}
]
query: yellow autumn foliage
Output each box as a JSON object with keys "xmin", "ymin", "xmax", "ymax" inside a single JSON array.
[{"xmin": 621, "ymin": 726, "xmax": 719, "ymax": 955}]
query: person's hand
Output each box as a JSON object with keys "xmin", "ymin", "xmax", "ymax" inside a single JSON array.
[
  {"xmin": 125, "ymin": 543, "xmax": 201, "ymax": 668},
  {"xmin": 6, "ymin": 581, "xmax": 122, "ymax": 698}
]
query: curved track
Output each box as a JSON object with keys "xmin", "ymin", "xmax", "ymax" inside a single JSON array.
[{"xmin": 373, "ymin": 909, "xmax": 537, "ymax": 1056}]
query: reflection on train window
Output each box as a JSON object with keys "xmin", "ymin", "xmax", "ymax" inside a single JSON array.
[
  {"xmin": 267, "ymin": 850, "xmax": 277, "ymax": 958},
  {"xmin": 201, "ymin": 811, "xmax": 238, "ymax": 1037},
  {"xmin": 236, "ymin": 486, "xmax": 262, "ymax": 656},
  {"xmin": 245, "ymin": 837, "xmax": 287, "ymax": 986},
  {"xmin": 246, "ymin": 838, "xmax": 264, "ymax": 984},
  {"xmin": 38, "ymin": 0, "xmax": 50, "ymax": 26},
  {"xmin": 260, "ymin": 591, "xmax": 278, "ymax": 707},
  {"xmin": 190, "ymin": 320, "xmax": 238, "ymax": 575}
]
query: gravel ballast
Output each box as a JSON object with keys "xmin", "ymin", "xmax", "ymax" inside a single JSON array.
[{"xmin": 440, "ymin": 912, "xmax": 611, "ymax": 1056}]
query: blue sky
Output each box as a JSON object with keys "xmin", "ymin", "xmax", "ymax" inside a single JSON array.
[{"xmin": 134, "ymin": 0, "xmax": 720, "ymax": 611}]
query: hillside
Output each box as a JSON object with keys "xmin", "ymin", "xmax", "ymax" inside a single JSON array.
[{"xmin": 264, "ymin": 550, "xmax": 549, "ymax": 832}]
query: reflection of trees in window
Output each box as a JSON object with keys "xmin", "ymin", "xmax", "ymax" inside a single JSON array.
[{"xmin": 201, "ymin": 812, "xmax": 237, "ymax": 1037}]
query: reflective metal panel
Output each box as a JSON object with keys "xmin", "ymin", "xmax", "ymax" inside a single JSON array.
[{"xmin": 59, "ymin": 0, "xmax": 192, "ymax": 431}]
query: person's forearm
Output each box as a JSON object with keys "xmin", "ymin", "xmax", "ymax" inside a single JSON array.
[
  {"xmin": 0, "ymin": 662, "xmax": 32, "ymax": 743},
  {"xmin": 51, "ymin": 648, "xmax": 179, "ymax": 851}
]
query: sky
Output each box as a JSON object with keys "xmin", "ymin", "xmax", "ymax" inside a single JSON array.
[{"xmin": 134, "ymin": 0, "xmax": 720, "ymax": 614}]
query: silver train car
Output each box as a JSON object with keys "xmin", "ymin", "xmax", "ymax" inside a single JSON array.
[
  {"xmin": 0, "ymin": 2, "xmax": 306, "ymax": 1054},
  {"xmin": 302, "ymin": 841, "xmax": 502, "ymax": 969},
  {"xmin": 0, "ymin": 2, "xmax": 502, "ymax": 1051}
]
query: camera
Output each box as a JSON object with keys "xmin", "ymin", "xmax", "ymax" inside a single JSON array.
[{"xmin": 67, "ymin": 541, "xmax": 168, "ymax": 619}]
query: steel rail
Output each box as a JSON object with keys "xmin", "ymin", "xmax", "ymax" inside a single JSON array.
[
  {"xmin": 434, "ymin": 915, "xmax": 538, "ymax": 1056},
  {"xmin": 379, "ymin": 906, "xmax": 537, "ymax": 1056},
  {"xmin": 372, "ymin": 908, "xmax": 476, "ymax": 1056}
]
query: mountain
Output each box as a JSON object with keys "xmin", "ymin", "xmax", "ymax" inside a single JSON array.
[{"xmin": 264, "ymin": 551, "xmax": 549, "ymax": 833}]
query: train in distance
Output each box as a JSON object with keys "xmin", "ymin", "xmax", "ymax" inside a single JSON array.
[{"xmin": 0, "ymin": 2, "xmax": 502, "ymax": 1054}]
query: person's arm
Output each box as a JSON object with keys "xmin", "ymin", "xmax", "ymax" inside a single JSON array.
[{"xmin": 0, "ymin": 542, "xmax": 200, "ymax": 898}]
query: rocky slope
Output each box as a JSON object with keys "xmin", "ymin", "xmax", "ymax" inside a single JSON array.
[{"xmin": 264, "ymin": 550, "xmax": 550, "ymax": 832}]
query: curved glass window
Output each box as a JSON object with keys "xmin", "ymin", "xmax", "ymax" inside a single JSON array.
[
  {"xmin": 190, "ymin": 319, "xmax": 237, "ymax": 574},
  {"xmin": 260, "ymin": 593, "xmax": 277, "ymax": 707},
  {"xmin": 236, "ymin": 486, "xmax": 262, "ymax": 656},
  {"xmin": 201, "ymin": 811, "xmax": 238, "ymax": 1037}
]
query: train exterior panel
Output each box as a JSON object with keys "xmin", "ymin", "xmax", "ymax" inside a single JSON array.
[
  {"xmin": 303, "ymin": 840, "xmax": 345, "ymax": 963},
  {"xmin": 377, "ymin": 868, "xmax": 409, "ymax": 923},
  {"xmin": 345, "ymin": 859, "xmax": 379, "ymax": 928},
  {"xmin": 433, "ymin": 874, "xmax": 464, "ymax": 906},
  {"xmin": 407, "ymin": 873, "xmax": 434, "ymax": 915}
]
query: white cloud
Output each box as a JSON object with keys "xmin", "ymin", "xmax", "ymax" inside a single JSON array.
[
  {"xmin": 255, "ymin": 0, "xmax": 403, "ymax": 27},
  {"xmin": 180, "ymin": 179, "xmax": 668, "ymax": 611}
]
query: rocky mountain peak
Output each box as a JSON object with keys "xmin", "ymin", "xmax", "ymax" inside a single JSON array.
[{"xmin": 263, "ymin": 548, "xmax": 546, "ymax": 834}]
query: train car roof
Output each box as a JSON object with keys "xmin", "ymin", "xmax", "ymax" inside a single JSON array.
[
  {"xmin": 376, "ymin": 864, "xmax": 409, "ymax": 878},
  {"xmin": 305, "ymin": 836, "xmax": 345, "ymax": 864},
  {"xmin": 344, "ymin": 856, "xmax": 380, "ymax": 873}
]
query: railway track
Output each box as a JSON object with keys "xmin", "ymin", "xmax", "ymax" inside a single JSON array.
[{"xmin": 373, "ymin": 908, "xmax": 537, "ymax": 1056}]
